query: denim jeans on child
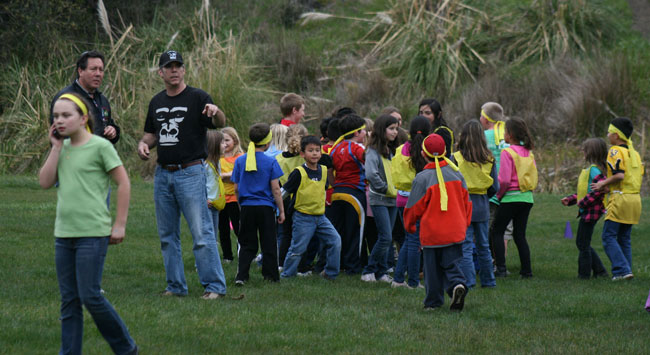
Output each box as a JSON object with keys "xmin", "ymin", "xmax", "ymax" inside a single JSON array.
[
  {"xmin": 460, "ymin": 221, "xmax": 495, "ymax": 288},
  {"xmin": 154, "ymin": 164, "xmax": 227, "ymax": 295},
  {"xmin": 281, "ymin": 211, "xmax": 342, "ymax": 278},
  {"xmin": 602, "ymin": 220, "xmax": 632, "ymax": 277},
  {"xmin": 363, "ymin": 205, "xmax": 398, "ymax": 278},
  {"xmin": 55, "ymin": 237, "xmax": 137, "ymax": 355},
  {"xmin": 394, "ymin": 220, "xmax": 421, "ymax": 287},
  {"xmin": 422, "ymin": 244, "xmax": 466, "ymax": 308}
]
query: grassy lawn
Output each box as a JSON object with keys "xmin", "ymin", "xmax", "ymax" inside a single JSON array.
[{"xmin": 1, "ymin": 175, "xmax": 649, "ymax": 353}]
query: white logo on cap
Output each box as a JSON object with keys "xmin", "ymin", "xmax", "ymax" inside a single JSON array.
[{"xmin": 169, "ymin": 51, "xmax": 177, "ymax": 60}]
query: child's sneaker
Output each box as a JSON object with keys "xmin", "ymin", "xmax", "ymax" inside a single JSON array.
[
  {"xmin": 391, "ymin": 281, "xmax": 408, "ymax": 288},
  {"xmin": 450, "ymin": 284, "xmax": 466, "ymax": 311},
  {"xmin": 378, "ymin": 274, "xmax": 393, "ymax": 283},
  {"xmin": 234, "ymin": 279, "xmax": 246, "ymax": 286},
  {"xmin": 361, "ymin": 273, "xmax": 376, "ymax": 282},
  {"xmin": 297, "ymin": 271, "xmax": 312, "ymax": 277},
  {"xmin": 612, "ymin": 273, "xmax": 634, "ymax": 281},
  {"xmin": 201, "ymin": 292, "xmax": 225, "ymax": 300}
]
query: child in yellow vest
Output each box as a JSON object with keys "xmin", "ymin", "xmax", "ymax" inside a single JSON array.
[
  {"xmin": 453, "ymin": 120, "xmax": 498, "ymax": 288},
  {"xmin": 280, "ymin": 136, "xmax": 342, "ymax": 279},
  {"xmin": 492, "ymin": 118, "xmax": 537, "ymax": 278},
  {"xmin": 592, "ymin": 117, "xmax": 644, "ymax": 280},
  {"xmin": 561, "ymin": 138, "xmax": 609, "ymax": 279},
  {"xmin": 205, "ymin": 130, "xmax": 227, "ymax": 258},
  {"xmin": 276, "ymin": 124, "xmax": 309, "ymax": 267}
]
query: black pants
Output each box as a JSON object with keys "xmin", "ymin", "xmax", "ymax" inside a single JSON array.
[
  {"xmin": 236, "ymin": 206, "xmax": 279, "ymax": 282},
  {"xmin": 422, "ymin": 245, "xmax": 466, "ymax": 308},
  {"xmin": 491, "ymin": 202, "xmax": 533, "ymax": 276},
  {"xmin": 326, "ymin": 187, "xmax": 366, "ymax": 274},
  {"xmin": 218, "ymin": 201, "xmax": 240, "ymax": 260},
  {"xmin": 576, "ymin": 219, "xmax": 608, "ymax": 279}
]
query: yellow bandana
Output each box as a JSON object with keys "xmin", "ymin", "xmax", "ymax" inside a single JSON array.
[
  {"xmin": 482, "ymin": 109, "xmax": 505, "ymax": 146},
  {"xmin": 59, "ymin": 94, "xmax": 92, "ymax": 133},
  {"xmin": 608, "ymin": 124, "xmax": 640, "ymax": 168},
  {"xmin": 328, "ymin": 125, "xmax": 366, "ymax": 154},
  {"xmin": 422, "ymin": 138, "xmax": 459, "ymax": 211},
  {"xmin": 245, "ymin": 131, "xmax": 273, "ymax": 171}
]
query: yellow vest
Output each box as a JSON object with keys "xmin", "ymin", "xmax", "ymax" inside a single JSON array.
[
  {"xmin": 391, "ymin": 144, "xmax": 415, "ymax": 192},
  {"xmin": 382, "ymin": 156, "xmax": 397, "ymax": 198},
  {"xmin": 453, "ymin": 151, "xmax": 494, "ymax": 194},
  {"xmin": 276, "ymin": 154, "xmax": 304, "ymax": 185},
  {"xmin": 294, "ymin": 165, "xmax": 327, "ymax": 215},
  {"xmin": 577, "ymin": 165, "xmax": 596, "ymax": 201},
  {"xmin": 493, "ymin": 121, "xmax": 506, "ymax": 148},
  {"xmin": 504, "ymin": 147, "xmax": 538, "ymax": 192},
  {"xmin": 605, "ymin": 146, "xmax": 644, "ymax": 224},
  {"xmin": 207, "ymin": 162, "xmax": 226, "ymax": 210}
]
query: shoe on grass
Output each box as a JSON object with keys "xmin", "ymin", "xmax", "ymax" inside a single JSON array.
[
  {"xmin": 361, "ymin": 273, "xmax": 376, "ymax": 282},
  {"xmin": 234, "ymin": 280, "xmax": 245, "ymax": 286},
  {"xmin": 320, "ymin": 270, "xmax": 335, "ymax": 281},
  {"xmin": 613, "ymin": 273, "xmax": 634, "ymax": 281},
  {"xmin": 391, "ymin": 281, "xmax": 408, "ymax": 288},
  {"xmin": 297, "ymin": 271, "xmax": 312, "ymax": 277},
  {"xmin": 161, "ymin": 290, "xmax": 184, "ymax": 297},
  {"xmin": 377, "ymin": 274, "xmax": 393, "ymax": 283},
  {"xmin": 450, "ymin": 284, "xmax": 466, "ymax": 312},
  {"xmin": 201, "ymin": 292, "xmax": 225, "ymax": 300}
]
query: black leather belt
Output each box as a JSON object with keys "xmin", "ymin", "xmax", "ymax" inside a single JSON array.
[{"xmin": 160, "ymin": 160, "xmax": 202, "ymax": 172}]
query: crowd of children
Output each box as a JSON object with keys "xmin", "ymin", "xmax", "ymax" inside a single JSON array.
[
  {"xmin": 195, "ymin": 93, "xmax": 646, "ymax": 312},
  {"xmin": 44, "ymin": 91, "xmax": 645, "ymax": 320}
]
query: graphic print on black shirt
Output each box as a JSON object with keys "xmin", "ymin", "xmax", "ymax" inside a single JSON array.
[{"xmin": 156, "ymin": 106, "xmax": 187, "ymax": 146}]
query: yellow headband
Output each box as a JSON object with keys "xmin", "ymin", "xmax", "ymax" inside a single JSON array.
[
  {"xmin": 421, "ymin": 136, "xmax": 459, "ymax": 211},
  {"xmin": 59, "ymin": 94, "xmax": 88, "ymax": 116},
  {"xmin": 328, "ymin": 125, "xmax": 366, "ymax": 154},
  {"xmin": 58, "ymin": 93, "xmax": 92, "ymax": 133},
  {"xmin": 245, "ymin": 131, "xmax": 273, "ymax": 171},
  {"xmin": 608, "ymin": 124, "xmax": 640, "ymax": 168},
  {"xmin": 481, "ymin": 109, "xmax": 496, "ymax": 123}
]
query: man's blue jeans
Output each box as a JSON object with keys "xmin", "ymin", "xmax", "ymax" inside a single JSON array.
[
  {"xmin": 460, "ymin": 221, "xmax": 495, "ymax": 288},
  {"xmin": 363, "ymin": 205, "xmax": 398, "ymax": 278},
  {"xmin": 55, "ymin": 237, "xmax": 137, "ymax": 355},
  {"xmin": 602, "ymin": 220, "xmax": 633, "ymax": 276},
  {"xmin": 394, "ymin": 218, "xmax": 421, "ymax": 287},
  {"xmin": 154, "ymin": 164, "xmax": 227, "ymax": 295},
  {"xmin": 282, "ymin": 211, "xmax": 341, "ymax": 279}
]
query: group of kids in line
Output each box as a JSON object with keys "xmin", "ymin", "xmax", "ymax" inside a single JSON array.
[
  {"xmin": 42, "ymin": 91, "xmax": 645, "ymax": 328},
  {"xmin": 202, "ymin": 93, "xmax": 644, "ymax": 312}
]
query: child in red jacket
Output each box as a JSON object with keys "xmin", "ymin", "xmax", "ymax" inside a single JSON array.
[{"xmin": 404, "ymin": 134, "xmax": 472, "ymax": 311}]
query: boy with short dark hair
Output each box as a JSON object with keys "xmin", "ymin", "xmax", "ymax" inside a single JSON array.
[
  {"xmin": 232, "ymin": 123, "xmax": 285, "ymax": 284},
  {"xmin": 327, "ymin": 114, "xmax": 367, "ymax": 274},
  {"xmin": 280, "ymin": 93, "xmax": 305, "ymax": 127},
  {"xmin": 404, "ymin": 134, "xmax": 472, "ymax": 311},
  {"xmin": 592, "ymin": 117, "xmax": 644, "ymax": 280},
  {"xmin": 280, "ymin": 136, "xmax": 342, "ymax": 279}
]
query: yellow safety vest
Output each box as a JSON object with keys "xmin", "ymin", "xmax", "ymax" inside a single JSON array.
[
  {"xmin": 207, "ymin": 162, "xmax": 226, "ymax": 210},
  {"xmin": 276, "ymin": 154, "xmax": 304, "ymax": 185},
  {"xmin": 453, "ymin": 151, "xmax": 494, "ymax": 194},
  {"xmin": 294, "ymin": 165, "xmax": 327, "ymax": 215},
  {"xmin": 391, "ymin": 144, "xmax": 415, "ymax": 192},
  {"xmin": 504, "ymin": 147, "xmax": 537, "ymax": 192},
  {"xmin": 576, "ymin": 165, "xmax": 596, "ymax": 201},
  {"xmin": 382, "ymin": 156, "xmax": 397, "ymax": 198}
]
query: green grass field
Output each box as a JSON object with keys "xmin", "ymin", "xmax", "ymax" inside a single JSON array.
[{"xmin": 1, "ymin": 175, "xmax": 649, "ymax": 353}]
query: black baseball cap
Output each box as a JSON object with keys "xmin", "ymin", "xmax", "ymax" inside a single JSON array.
[{"xmin": 159, "ymin": 50, "xmax": 184, "ymax": 67}]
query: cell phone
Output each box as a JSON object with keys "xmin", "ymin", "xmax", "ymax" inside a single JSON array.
[{"xmin": 53, "ymin": 128, "xmax": 62, "ymax": 139}]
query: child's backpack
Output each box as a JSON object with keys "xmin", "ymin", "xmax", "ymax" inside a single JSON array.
[{"xmin": 207, "ymin": 162, "xmax": 226, "ymax": 210}]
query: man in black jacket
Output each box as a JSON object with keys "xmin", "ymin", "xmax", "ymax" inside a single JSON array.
[{"xmin": 50, "ymin": 50, "xmax": 120, "ymax": 144}]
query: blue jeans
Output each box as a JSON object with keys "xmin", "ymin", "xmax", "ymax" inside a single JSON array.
[
  {"xmin": 55, "ymin": 237, "xmax": 137, "ymax": 355},
  {"xmin": 460, "ymin": 221, "xmax": 495, "ymax": 288},
  {"xmin": 394, "ymin": 220, "xmax": 421, "ymax": 287},
  {"xmin": 602, "ymin": 220, "xmax": 632, "ymax": 276},
  {"xmin": 282, "ymin": 211, "xmax": 341, "ymax": 278},
  {"xmin": 363, "ymin": 205, "xmax": 398, "ymax": 277},
  {"xmin": 154, "ymin": 164, "xmax": 226, "ymax": 295},
  {"xmin": 208, "ymin": 206, "xmax": 219, "ymax": 244}
]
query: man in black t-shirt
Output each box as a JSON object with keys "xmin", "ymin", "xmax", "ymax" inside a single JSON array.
[{"xmin": 138, "ymin": 50, "xmax": 228, "ymax": 299}]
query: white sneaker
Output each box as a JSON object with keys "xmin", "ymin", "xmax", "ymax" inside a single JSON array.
[
  {"xmin": 378, "ymin": 274, "xmax": 393, "ymax": 283},
  {"xmin": 297, "ymin": 271, "xmax": 312, "ymax": 277},
  {"xmin": 361, "ymin": 273, "xmax": 376, "ymax": 282},
  {"xmin": 391, "ymin": 281, "xmax": 408, "ymax": 288}
]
